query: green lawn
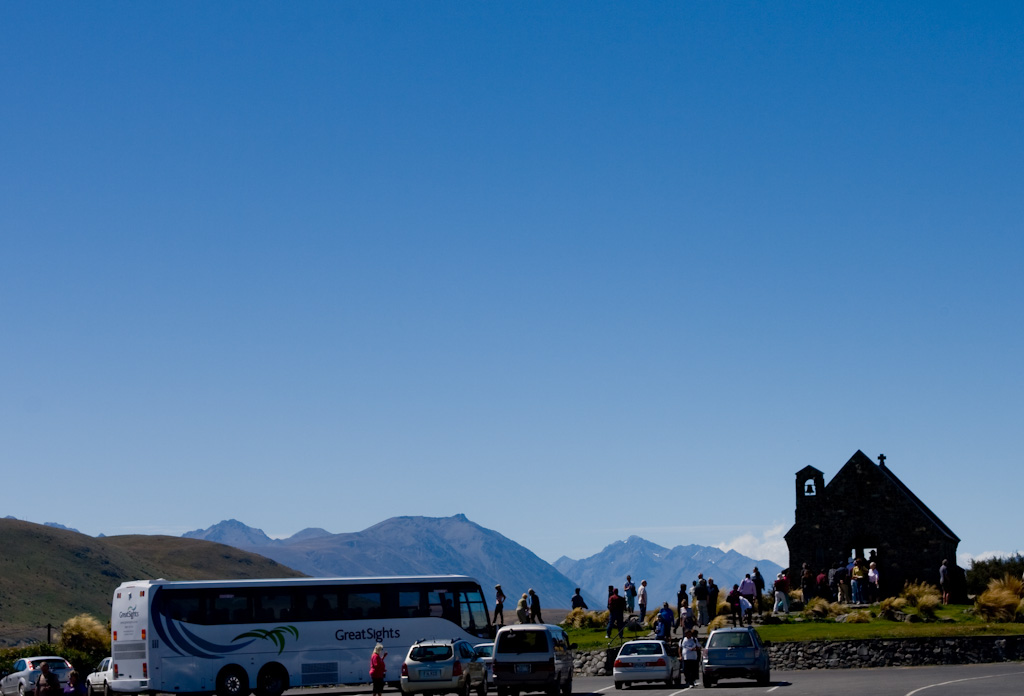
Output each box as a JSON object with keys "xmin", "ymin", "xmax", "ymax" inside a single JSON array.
[{"xmin": 564, "ymin": 605, "xmax": 1024, "ymax": 651}]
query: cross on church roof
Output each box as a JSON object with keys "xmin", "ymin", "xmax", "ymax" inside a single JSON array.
[{"xmin": 878, "ymin": 453, "xmax": 886, "ymax": 467}]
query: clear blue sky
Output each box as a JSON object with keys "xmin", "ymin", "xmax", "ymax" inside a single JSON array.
[{"xmin": 2, "ymin": 2, "xmax": 1021, "ymax": 569}]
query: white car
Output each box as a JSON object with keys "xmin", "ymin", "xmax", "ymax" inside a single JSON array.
[
  {"xmin": 86, "ymin": 658, "xmax": 113, "ymax": 696},
  {"xmin": 612, "ymin": 639, "xmax": 680, "ymax": 689},
  {"xmin": 1, "ymin": 656, "xmax": 74, "ymax": 696}
]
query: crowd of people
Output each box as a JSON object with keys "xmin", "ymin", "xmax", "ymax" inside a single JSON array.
[{"xmin": 771, "ymin": 556, "xmax": 881, "ymax": 615}]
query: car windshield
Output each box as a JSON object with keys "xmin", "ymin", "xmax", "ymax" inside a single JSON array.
[
  {"xmin": 708, "ymin": 632, "xmax": 753, "ymax": 649},
  {"xmin": 475, "ymin": 645, "xmax": 493, "ymax": 657},
  {"xmin": 410, "ymin": 645, "xmax": 454, "ymax": 662},
  {"xmin": 496, "ymin": 630, "xmax": 549, "ymax": 654},
  {"xmin": 620, "ymin": 643, "xmax": 663, "ymax": 657}
]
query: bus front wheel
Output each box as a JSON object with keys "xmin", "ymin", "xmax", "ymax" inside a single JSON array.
[
  {"xmin": 256, "ymin": 664, "xmax": 288, "ymax": 696},
  {"xmin": 216, "ymin": 665, "xmax": 251, "ymax": 696}
]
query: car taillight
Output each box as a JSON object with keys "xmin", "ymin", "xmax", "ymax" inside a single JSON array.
[
  {"xmin": 401, "ymin": 664, "xmax": 408, "ymax": 677},
  {"xmin": 113, "ymin": 664, "xmax": 119, "ymax": 678},
  {"xmin": 143, "ymin": 663, "xmax": 148, "ymax": 678},
  {"xmin": 113, "ymin": 631, "xmax": 117, "ymax": 641},
  {"xmin": 613, "ymin": 659, "xmax": 623, "ymax": 668},
  {"xmin": 452, "ymin": 661, "xmax": 463, "ymax": 677},
  {"xmin": 141, "ymin": 629, "xmax": 146, "ymax": 640},
  {"xmin": 652, "ymin": 658, "xmax": 666, "ymax": 666}
]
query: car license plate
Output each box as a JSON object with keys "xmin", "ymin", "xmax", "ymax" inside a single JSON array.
[
  {"xmin": 515, "ymin": 664, "xmax": 531, "ymax": 674},
  {"xmin": 420, "ymin": 669, "xmax": 441, "ymax": 678}
]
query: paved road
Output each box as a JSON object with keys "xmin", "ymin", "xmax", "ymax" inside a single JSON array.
[{"xmin": 287, "ymin": 663, "xmax": 1024, "ymax": 696}]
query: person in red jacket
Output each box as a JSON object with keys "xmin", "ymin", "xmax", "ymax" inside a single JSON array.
[{"xmin": 369, "ymin": 643, "xmax": 387, "ymax": 696}]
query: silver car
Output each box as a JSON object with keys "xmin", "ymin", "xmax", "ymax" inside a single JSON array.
[
  {"xmin": 1, "ymin": 656, "xmax": 74, "ymax": 696},
  {"xmin": 400, "ymin": 639, "xmax": 487, "ymax": 696},
  {"xmin": 613, "ymin": 640, "xmax": 680, "ymax": 688}
]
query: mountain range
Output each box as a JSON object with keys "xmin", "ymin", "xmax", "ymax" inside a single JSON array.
[
  {"xmin": 183, "ymin": 516, "xmax": 782, "ymax": 611},
  {"xmin": 554, "ymin": 536, "xmax": 783, "ymax": 608}
]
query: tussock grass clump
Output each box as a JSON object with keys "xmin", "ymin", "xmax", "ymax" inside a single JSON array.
[
  {"xmin": 975, "ymin": 574, "xmax": 1024, "ymax": 622},
  {"xmin": 708, "ymin": 614, "xmax": 729, "ymax": 631},
  {"xmin": 878, "ymin": 596, "xmax": 908, "ymax": 620},
  {"xmin": 917, "ymin": 594, "xmax": 941, "ymax": 619},
  {"xmin": 803, "ymin": 597, "xmax": 842, "ymax": 619},
  {"xmin": 901, "ymin": 581, "xmax": 941, "ymax": 607},
  {"xmin": 844, "ymin": 610, "xmax": 872, "ymax": 623},
  {"xmin": 561, "ymin": 608, "xmax": 608, "ymax": 629}
]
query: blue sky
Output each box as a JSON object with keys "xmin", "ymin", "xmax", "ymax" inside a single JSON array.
[{"xmin": 2, "ymin": 2, "xmax": 1021, "ymax": 570}]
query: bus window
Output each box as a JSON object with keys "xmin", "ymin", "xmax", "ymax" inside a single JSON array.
[
  {"xmin": 212, "ymin": 592, "xmax": 252, "ymax": 624},
  {"xmin": 256, "ymin": 590, "xmax": 294, "ymax": 622},
  {"xmin": 305, "ymin": 590, "xmax": 342, "ymax": 621},
  {"xmin": 398, "ymin": 591, "xmax": 423, "ymax": 618},
  {"xmin": 348, "ymin": 591, "xmax": 381, "ymax": 619},
  {"xmin": 459, "ymin": 590, "xmax": 488, "ymax": 631}
]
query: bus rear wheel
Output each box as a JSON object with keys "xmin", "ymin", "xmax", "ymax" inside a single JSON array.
[
  {"xmin": 216, "ymin": 665, "xmax": 250, "ymax": 696},
  {"xmin": 256, "ymin": 664, "xmax": 289, "ymax": 696}
]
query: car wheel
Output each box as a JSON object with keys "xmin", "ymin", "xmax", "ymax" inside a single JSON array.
[
  {"xmin": 702, "ymin": 675, "xmax": 714, "ymax": 688},
  {"xmin": 255, "ymin": 665, "xmax": 288, "ymax": 696},
  {"xmin": 757, "ymin": 670, "xmax": 770, "ymax": 686},
  {"xmin": 87, "ymin": 685, "xmax": 95, "ymax": 696},
  {"xmin": 613, "ymin": 683, "xmax": 621, "ymax": 691},
  {"xmin": 477, "ymin": 678, "xmax": 486, "ymax": 696},
  {"xmin": 103, "ymin": 682, "xmax": 111, "ymax": 696},
  {"xmin": 462, "ymin": 679, "xmax": 472, "ymax": 696},
  {"xmin": 216, "ymin": 665, "xmax": 250, "ymax": 696}
]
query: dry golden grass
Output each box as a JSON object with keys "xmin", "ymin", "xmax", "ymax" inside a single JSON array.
[
  {"xmin": 878, "ymin": 596, "xmax": 908, "ymax": 620},
  {"xmin": 975, "ymin": 573, "xmax": 1024, "ymax": 622},
  {"xmin": 803, "ymin": 597, "xmax": 842, "ymax": 619},
  {"xmin": 844, "ymin": 610, "xmax": 872, "ymax": 623},
  {"xmin": 901, "ymin": 581, "xmax": 941, "ymax": 607}
]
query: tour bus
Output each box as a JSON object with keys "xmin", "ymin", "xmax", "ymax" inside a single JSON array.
[{"xmin": 110, "ymin": 575, "xmax": 492, "ymax": 696}]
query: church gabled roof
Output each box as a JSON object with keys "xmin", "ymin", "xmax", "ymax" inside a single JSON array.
[{"xmin": 838, "ymin": 450, "xmax": 960, "ymax": 543}]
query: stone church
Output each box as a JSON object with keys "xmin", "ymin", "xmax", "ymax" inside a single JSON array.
[{"xmin": 784, "ymin": 450, "xmax": 961, "ymax": 599}]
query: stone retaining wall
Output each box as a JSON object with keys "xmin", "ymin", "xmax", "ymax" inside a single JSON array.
[{"xmin": 572, "ymin": 637, "xmax": 1024, "ymax": 676}]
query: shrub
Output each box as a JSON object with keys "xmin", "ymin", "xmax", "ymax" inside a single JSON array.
[{"xmin": 967, "ymin": 553, "xmax": 1024, "ymax": 596}]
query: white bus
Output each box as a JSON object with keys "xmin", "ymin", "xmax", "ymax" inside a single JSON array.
[{"xmin": 110, "ymin": 576, "xmax": 492, "ymax": 696}]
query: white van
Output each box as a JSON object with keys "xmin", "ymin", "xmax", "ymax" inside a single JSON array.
[{"xmin": 492, "ymin": 625, "xmax": 575, "ymax": 696}]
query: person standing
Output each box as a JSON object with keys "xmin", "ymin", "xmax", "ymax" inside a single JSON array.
[
  {"xmin": 694, "ymin": 577, "xmax": 709, "ymax": 627},
  {"xmin": 738, "ymin": 574, "xmax": 756, "ymax": 620},
  {"xmin": 727, "ymin": 584, "xmax": 743, "ymax": 627},
  {"xmin": 637, "ymin": 580, "xmax": 648, "ymax": 621},
  {"xmin": 606, "ymin": 587, "xmax": 626, "ymax": 640},
  {"xmin": 773, "ymin": 573, "xmax": 790, "ymax": 615},
  {"xmin": 494, "ymin": 584, "xmax": 506, "ymax": 627},
  {"xmin": 623, "ymin": 575, "xmax": 637, "ymax": 613},
  {"xmin": 939, "ymin": 559, "xmax": 950, "ymax": 604},
  {"xmin": 707, "ymin": 578, "xmax": 719, "ymax": 620},
  {"xmin": 369, "ymin": 644, "xmax": 387, "ymax": 696},
  {"xmin": 868, "ymin": 562, "xmax": 880, "ymax": 603},
  {"xmin": 680, "ymin": 629, "xmax": 701, "ymax": 688},
  {"xmin": 752, "ymin": 567, "xmax": 766, "ymax": 615},
  {"xmin": 528, "ymin": 589, "xmax": 543, "ymax": 623},
  {"xmin": 35, "ymin": 662, "xmax": 62, "ymax": 696},
  {"xmin": 571, "ymin": 588, "xmax": 588, "ymax": 610}
]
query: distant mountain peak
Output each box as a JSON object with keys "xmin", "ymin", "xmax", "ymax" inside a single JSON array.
[{"xmin": 183, "ymin": 519, "xmax": 273, "ymax": 547}]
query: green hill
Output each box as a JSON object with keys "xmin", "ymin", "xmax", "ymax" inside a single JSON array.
[{"xmin": 0, "ymin": 519, "xmax": 305, "ymax": 646}]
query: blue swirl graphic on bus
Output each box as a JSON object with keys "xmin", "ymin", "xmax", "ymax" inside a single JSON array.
[{"xmin": 151, "ymin": 588, "xmax": 256, "ymax": 659}]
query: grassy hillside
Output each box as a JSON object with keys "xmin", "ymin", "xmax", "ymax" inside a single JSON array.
[{"xmin": 0, "ymin": 519, "xmax": 304, "ymax": 646}]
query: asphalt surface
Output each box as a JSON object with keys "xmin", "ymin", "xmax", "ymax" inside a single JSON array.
[{"xmin": 285, "ymin": 663, "xmax": 1024, "ymax": 696}]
